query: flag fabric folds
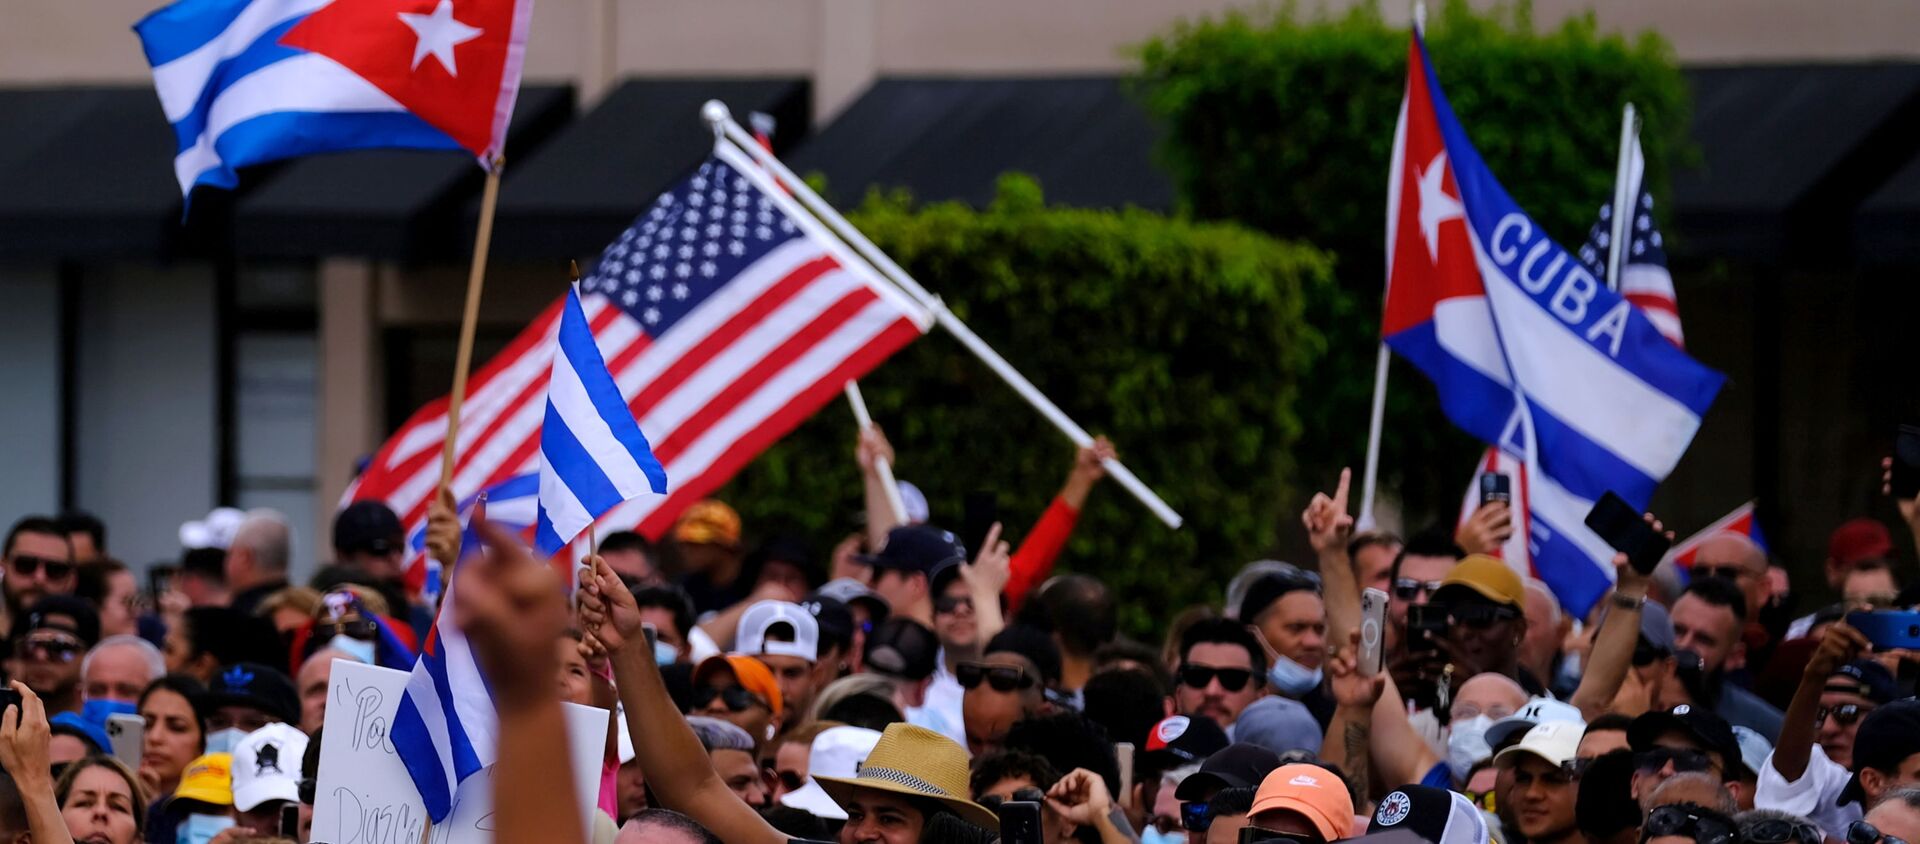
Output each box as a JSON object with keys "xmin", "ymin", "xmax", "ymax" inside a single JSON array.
[
  {"xmin": 1575, "ymin": 135, "xmax": 1683, "ymax": 346},
  {"xmin": 1384, "ymin": 33, "xmax": 1725, "ymax": 616},
  {"xmin": 134, "ymin": 0, "xmax": 532, "ymax": 196},
  {"xmin": 534, "ymin": 286, "xmax": 669, "ymax": 556},
  {"xmin": 390, "ymin": 528, "xmax": 494, "ymax": 823},
  {"xmin": 344, "ymin": 143, "xmax": 929, "ymax": 593},
  {"xmin": 401, "ymin": 473, "xmax": 537, "ymax": 608}
]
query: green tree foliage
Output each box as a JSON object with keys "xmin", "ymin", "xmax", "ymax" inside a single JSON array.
[
  {"xmin": 716, "ymin": 175, "xmax": 1334, "ymax": 631},
  {"xmin": 1135, "ymin": 0, "xmax": 1689, "ymax": 524}
]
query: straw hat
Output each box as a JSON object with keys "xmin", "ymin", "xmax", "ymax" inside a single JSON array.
[{"xmin": 813, "ymin": 723, "xmax": 998, "ymax": 829}]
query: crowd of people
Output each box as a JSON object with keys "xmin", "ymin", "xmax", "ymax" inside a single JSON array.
[{"xmin": 0, "ymin": 429, "xmax": 1917, "ymax": 844}]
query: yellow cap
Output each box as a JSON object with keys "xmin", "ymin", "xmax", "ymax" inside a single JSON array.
[
  {"xmin": 1438, "ymin": 555, "xmax": 1526, "ymax": 608},
  {"xmin": 672, "ymin": 500, "xmax": 741, "ymax": 546},
  {"xmin": 174, "ymin": 753, "xmax": 233, "ymax": 806}
]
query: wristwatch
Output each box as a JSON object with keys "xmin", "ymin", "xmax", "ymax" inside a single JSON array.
[{"xmin": 1610, "ymin": 592, "xmax": 1647, "ymax": 612}]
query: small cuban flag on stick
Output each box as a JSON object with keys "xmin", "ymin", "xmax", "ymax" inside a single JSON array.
[{"xmin": 391, "ymin": 282, "xmax": 667, "ymax": 823}]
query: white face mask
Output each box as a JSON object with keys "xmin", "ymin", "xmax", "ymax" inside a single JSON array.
[
  {"xmin": 1447, "ymin": 714, "xmax": 1496, "ymax": 783},
  {"xmin": 653, "ymin": 640, "xmax": 680, "ymax": 666},
  {"xmin": 328, "ymin": 634, "xmax": 377, "ymax": 665},
  {"xmin": 1141, "ymin": 827, "xmax": 1185, "ymax": 844},
  {"xmin": 205, "ymin": 727, "xmax": 247, "ymax": 755},
  {"xmin": 1266, "ymin": 653, "xmax": 1325, "ymax": 697}
]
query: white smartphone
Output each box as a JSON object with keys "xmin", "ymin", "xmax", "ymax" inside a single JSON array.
[
  {"xmin": 1359, "ymin": 588, "xmax": 1388, "ymax": 676},
  {"xmin": 105, "ymin": 713, "xmax": 144, "ymax": 770},
  {"xmin": 1113, "ymin": 742, "xmax": 1134, "ymax": 809}
]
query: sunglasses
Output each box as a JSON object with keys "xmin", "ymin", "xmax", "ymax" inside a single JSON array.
[
  {"xmin": 1634, "ymin": 746, "xmax": 1717, "ymax": 775},
  {"xmin": 9, "ymin": 555, "xmax": 73, "ymax": 580},
  {"xmin": 1393, "ymin": 578, "xmax": 1444, "ymax": 602},
  {"xmin": 693, "ymin": 686, "xmax": 768, "ymax": 713},
  {"xmin": 934, "ymin": 594, "xmax": 974, "ymax": 614},
  {"xmin": 773, "ymin": 769, "xmax": 807, "ymax": 793},
  {"xmin": 1818, "ymin": 704, "xmax": 1870, "ymax": 728},
  {"xmin": 1178, "ymin": 664, "xmax": 1254, "ymax": 693},
  {"xmin": 1850, "ymin": 820, "xmax": 1911, "ymax": 844},
  {"xmin": 18, "ymin": 635, "xmax": 82, "ymax": 663},
  {"xmin": 978, "ymin": 787, "xmax": 1045, "ymax": 812},
  {"xmin": 314, "ymin": 619, "xmax": 378, "ymax": 640},
  {"xmin": 1466, "ymin": 789, "xmax": 1496, "ymax": 812},
  {"xmin": 1181, "ymin": 799, "xmax": 1213, "ymax": 832},
  {"xmin": 1449, "ymin": 603, "xmax": 1521, "ymax": 629},
  {"xmin": 1746, "ymin": 818, "xmax": 1825, "ymax": 844},
  {"xmin": 1643, "ymin": 804, "xmax": 1738, "ymax": 844},
  {"xmin": 1692, "ymin": 564, "xmax": 1752, "ymax": 582},
  {"xmin": 956, "ymin": 662, "xmax": 1034, "ymax": 692}
]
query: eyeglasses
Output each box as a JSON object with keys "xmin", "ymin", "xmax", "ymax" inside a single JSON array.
[
  {"xmin": 17, "ymin": 635, "xmax": 82, "ymax": 663},
  {"xmin": 1634, "ymin": 746, "xmax": 1718, "ymax": 775},
  {"xmin": 934, "ymin": 594, "xmax": 974, "ymax": 614},
  {"xmin": 1745, "ymin": 818, "xmax": 1824, "ymax": 844},
  {"xmin": 1178, "ymin": 664, "xmax": 1254, "ymax": 693},
  {"xmin": 1692, "ymin": 564, "xmax": 1753, "ymax": 582},
  {"xmin": 1818, "ymin": 704, "xmax": 1870, "ymax": 728},
  {"xmin": 1181, "ymin": 800, "xmax": 1213, "ymax": 832},
  {"xmin": 956, "ymin": 662, "xmax": 1034, "ymax": 692},
  {"xmin": 1644, "ymin": 804, "xmax": 1738, "ymax": 844},
  {"xmin": 693, "ymin": 686, "xmax": 768, "ymax": 713},
  {"xmin": 1449, "ymin": 603, "xmax": 1522, "ymax": 629},
  {"xmin": 1393, "ymin": 578, "xmax": 1444, "ymax": 601},
  {"xmin": 1466, "ymin": 789, "xmax": 1496, "ymax": 812},
  {"xmin": 1850, "ymin": 820, "xmax": 1911, "ymax": 844},
  {"xmin": 9, "ymin": 555, "xmax": 73, "ymax": 581}
]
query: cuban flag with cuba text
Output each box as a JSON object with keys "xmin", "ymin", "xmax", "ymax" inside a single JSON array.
[{"xmin": 1384, "ymin": 32, "xmax": 1725, "ymax": 617}]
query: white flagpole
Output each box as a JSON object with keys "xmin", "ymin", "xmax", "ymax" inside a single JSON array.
[
  {"xmin": 702, "ymin": 101, "xmax": 1184, "ymax": 530},
  {"xmin": 844, "ymin": 380, "xmax": 910, "ymax": 524},
  {"xmin": 1604, "ymin": 102, "xmax": 1640, "ymax": 292}
]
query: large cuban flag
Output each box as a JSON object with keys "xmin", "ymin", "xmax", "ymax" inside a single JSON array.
[{"xmin": 1383, "ymin": 33, "xmax": 1725, "ymax": 616}]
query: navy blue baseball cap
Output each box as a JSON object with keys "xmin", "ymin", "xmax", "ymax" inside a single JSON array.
[
  {"xmin": 205, "ymin": 662, "xmax": 299, "ymax": 724},
  {"xmin": 1829, "ymin": 660, "xmax": 1899, "ymax": 705},
  {"xmin": 857, "ymin": 525, "xmax": 966, "ymax": 576}
]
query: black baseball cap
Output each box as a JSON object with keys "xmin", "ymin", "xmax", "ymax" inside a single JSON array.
[
  {"xmin": 863, "ymin": 618, "xmax": 939, "ymax": 681},
  {"xmin": 12, "ymin": 595, "xmax": 101, "ymax": 649},
  {"xmin": 1628, "ymin": 704, "xmax": 1740, "ymax": 771},
  {"xmin": 857, "ymin": 525, "xmax": 966, "ymax": 576},
  {"xmin": 333, "ymin": 501, "xmax": 403, "ymax": 556},
  {"xmin": 1369, "ymin": 784, "xmax": 1489, "ymax": 842},
  {"xmin": 1238, "ymin": 571, "xmax": 1321, "ymax": 624},
  {"xmin": 1842, "ymin": 699, "xmax": 1920, "ymax": 805},
  {"xmin": 801, "ymin": 594, "xmax": 855, "ymax": 655},
  {"xmin": 1143, "ymin": 715, "xmax": 1230, "ymax": 767},
  {"xmin": 1174, "ymin": 742, "xmax": 1282, "ymax": 800},
  {"xmin": 1829, "ymin": 660, "xmax": 1899, "ymax": 705},
  {"xmin": 205, "ymin": 662, "xmax": 299, "ymax": 724}
]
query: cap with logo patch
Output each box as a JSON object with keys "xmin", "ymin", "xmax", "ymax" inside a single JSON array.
[
  {"xmin": 1485, "ymin": 697, "xmax": 1586, "ymax": 750},
  {"xmin": 1142, "ymin": 715, "xmax": 1229, "ymax": 766},
  {"xmin": 1828, "ymin": 659, "xmax": 1898, "ymax": 706},
  {"xmin": 1250, "ymin": 763, "xmax": 1354, "ymax": 842},
  {"xmin": 1627, "ymin": 704, "xmax": 1740, "ymax": 773},
  {"xmin": 205, "ymin": 663, "xmax": 298, "ymax": 725},
  {"xmin": 1369, "ymin": 784, "xmax": 1491, "ymax": 844},
  {"xmin": 232, "ymin": 723, "xmax": 310, "ymax": 811}
]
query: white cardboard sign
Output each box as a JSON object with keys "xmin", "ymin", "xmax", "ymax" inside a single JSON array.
[{"xmin": 309, "ymin": 660, "xmax": 608, "ymax": 844}]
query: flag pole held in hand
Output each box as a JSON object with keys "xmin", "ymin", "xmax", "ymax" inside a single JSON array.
[{"xmin": 845, "ymin": 381, "xmax": 909, "ymax": 524}]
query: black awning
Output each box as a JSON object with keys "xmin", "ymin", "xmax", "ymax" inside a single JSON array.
[
  {"xmin": 1855, "ymin": 155, "xmax": 1920, "ymax": 264},
  {"xmin": 233, "ymin": 85, "xmax": 574, "ymax": 262},
  {"xmin": 786, "ymin": 77, "xmax": 1173, "ymax": 212},
  {"xmin": 484, "ymin": 78, "xmax": 811, "ymax": 260},
  {"xmin": 0, "ymin": 87, "xmax": 185, "ymax": 259},
  {"xmin": 1673, "ymin": 65, "xmax": 1920, "ymax": 261}
]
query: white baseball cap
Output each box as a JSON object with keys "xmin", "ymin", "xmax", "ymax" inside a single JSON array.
[
  {"xmin": 736, "ymin": 600, "xmax": 819, "ymax": 663},
  {"xmin": 1485, "ymin": 696, "xmax": 1586, "ymax": 749},
  {"xmin": 1493, "ymin": 720, "xmax": 1583, "ymax": 770},
  {"xmin": 779, "ymin": 726, "xmax": 882, "ymax": 820},
  {"xmin": 231, "ymin": 723, "xmax": 309, "ymax": 812}
]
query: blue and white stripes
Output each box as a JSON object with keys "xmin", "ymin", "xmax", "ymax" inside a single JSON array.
[
  {"xmin": 391, "ymin": 573, "xmax": 495, "ymax": 823},
  {"xmin": 134, "ymin": 0, "xmax": 458, "ymax": 196},
  {"xmin": 534, "ymin": 286, "xmax": 670, "ymax": 556}
]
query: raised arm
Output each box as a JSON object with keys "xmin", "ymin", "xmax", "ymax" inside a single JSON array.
[
  {"xmin": 1006, "ymin": 438, "xmax": 1112, "ymax": 610},
  {"xmin": 0, "ymin": 682, "xmax": 74, "ymax": 844},
  {"xmin": 1570, "ymin": 557, "xmax": 1647, "ymax": 720},
  {"xmin": 859, "ymin": 425, "xmax": 901, "ymax": 549},
  {"xmin": 581, "ymin": 556, "xmax": 787, "ymax": 844},
  {"xmin": 961, "ymin": 522, "xmax": 1012, "ymax": 652},
  {"xmin": 1304, "ymin": 469, "xmax": 1361, "ymax": 649},
  {"xmin": 1772, "ymin": 622, "xmax": 1867, "ymax": 783},
  {"xmin": 1319, "ymin": 632, "xmax": 1384, "ymax": 802}
]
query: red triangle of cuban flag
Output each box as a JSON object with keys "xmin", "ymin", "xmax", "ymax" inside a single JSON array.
[
  {"xmin": 1382, "ymin": 34, "xmax": 1484, "ymax": 338},
  {"xmin": 281, "ymin": 0, "xmax": 532, "ymax": 163}
]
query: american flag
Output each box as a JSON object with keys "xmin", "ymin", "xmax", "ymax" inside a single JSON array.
[
  {"xmin": 347, "ymin": 144, "xmax": 927, "ymax": 587},
  {"xmin": 1574, "ymin": 135, "xmax": 1682, "ymax": 347}
]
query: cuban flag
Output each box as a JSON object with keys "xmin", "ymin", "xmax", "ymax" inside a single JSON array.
[
  {"xmin": 401, "ymin": 472, "xmax": 538, "ymax": 608},
  {"xmin": 390, "ymin": 505, "xmax": 495, "ymax": 823},
  {"xmin": 1668, "ymin": 501, "xmax": 1768, "ymax": 575},
  {"xmin": 1384, "ymin": 32, "xmax": 1725, "ymax": 616},
  {"xmin": 134, "ymin": 0, "xmax": 532, "ymax": 197}
]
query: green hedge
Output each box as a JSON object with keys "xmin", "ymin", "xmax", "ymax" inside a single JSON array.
[
  {"xmin": 1136, "ymin": 0, "xmax": 1690, "ymax": 523},
  {"xmin": 715, "ymin": 175, "xmax": 1334, "ymax": 632}
]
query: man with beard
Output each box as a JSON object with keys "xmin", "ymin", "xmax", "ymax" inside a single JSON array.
[
  {"xmin": 1173, "ymin": 618, "xmax": 1266, "ymax": 731},
  {"xmin": 1, "ymin": 517, "xmax": 75, "ymax": 634},
  {"xmin": 1665, "ymin": 576, "xmax": 1783, "ymax": 739}
]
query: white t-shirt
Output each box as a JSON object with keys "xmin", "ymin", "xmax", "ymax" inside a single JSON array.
[
  {"xmin": 1756, "ymin": 743, "xmax": 1861, "ymax": 840},
  {"xmin": 908, "ymin": 659, "xmax": 967, "ymax": 750}
]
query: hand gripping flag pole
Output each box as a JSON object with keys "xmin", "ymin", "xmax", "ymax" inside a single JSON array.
[
  {"xmin": 845, "ymin": 381, "xmax": 910, "ymax": 525},
  {"xmin": 698, "ymin": 101, "xmax": 1184, "ymax": 530}
]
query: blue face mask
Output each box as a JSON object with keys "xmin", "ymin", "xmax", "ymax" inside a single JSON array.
[
  {"xmin": 1266, "ymin": 653, "xmax": 1325, "ymax": 697},
  {"xmin": 1141, "ymin": 827, "xmax": 1185, "ymax": 844},
  {"xmin": 178, "ymin": 813, "xmax": 235, "ymax": 844},
  {"xmin": 653, "ymin": 640, "xmax": 679, "ymax": 666},
  {"xmin": 205, "ymin": 727, "xmax": 247, "ymax": 755},
  {"xmin": 80, "ymin": 698, "xmax": 138, "ymax": 726},
  {"xmin": 327, "ymin": 634, "xmax": 377, "ymax": 665}
]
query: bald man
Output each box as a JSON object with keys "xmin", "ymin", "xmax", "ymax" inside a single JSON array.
[{"xmin": 1687, "ymin": 534, "xmax": 1769, "ymax": 621}]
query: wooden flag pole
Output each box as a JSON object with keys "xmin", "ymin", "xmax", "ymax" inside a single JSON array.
[{"xmin": 438, "ymin": 159, "xmax": 505, "ymax": 491}]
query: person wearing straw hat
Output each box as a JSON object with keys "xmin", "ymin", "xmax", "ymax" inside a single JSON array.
[{"xmin": 814, "ymin": 722, "xmax": 1001, "ymax": 839}]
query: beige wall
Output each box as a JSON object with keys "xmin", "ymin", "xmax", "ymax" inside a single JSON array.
[{"xmin": 18, "ymin": 0, "xmax": 1920, "ymax": 115}]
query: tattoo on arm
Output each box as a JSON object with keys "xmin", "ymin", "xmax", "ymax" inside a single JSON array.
[{"xmin": 1343, "ymin": 721, "xmax": 1371, "ymax": 800}]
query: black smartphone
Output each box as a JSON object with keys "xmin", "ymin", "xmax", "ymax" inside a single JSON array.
[
  {"xmin": 963, "ymin": 491, "xmax": 1000, "ymax": 555},
  {"xmin": 279, "ymin": 803, "xmax": 298, "ymax": 837},
  {"xmin": 1480, "ymin": 472, "xmax": 1512, "ymax": 506},
  {"xmin": 0, "ymin": 688, "xmax": 21, "ymax": 716},
  {"xmin": 1893, "ymin": 425, "xmax": 1920, "ymax": 499},
  {"xmin": 1584, "ymin": 491, "xmax": 1669, "ymax": 575},
  {"xmin": 148, "ymin": 565, "xmax": 177, "ymax": 599},
  {"xmin": 998, "ymin": 800, "xmax": 1043, "ymax": 844},
  {"xmin": 1405, "ymin": 604, "xmax": 1446, "ymax": 652}
]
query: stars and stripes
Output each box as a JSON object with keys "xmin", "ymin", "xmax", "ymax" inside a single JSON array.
[{"xmin": 1575, "ymin": 135, "xmax": 1683, "ymax": 346}]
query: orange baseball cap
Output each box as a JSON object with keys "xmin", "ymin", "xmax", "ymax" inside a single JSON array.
[
  {"xmin": 692, "ymin": 654, "xmax": 784, "ymax": 719},
  {"xmin": 672, "ymin": 500, "xmax": 741, "ymax": 546},
  {"xmin": 1250, "ymin": 763, "xmax": 1354, "ymax": 842}
]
